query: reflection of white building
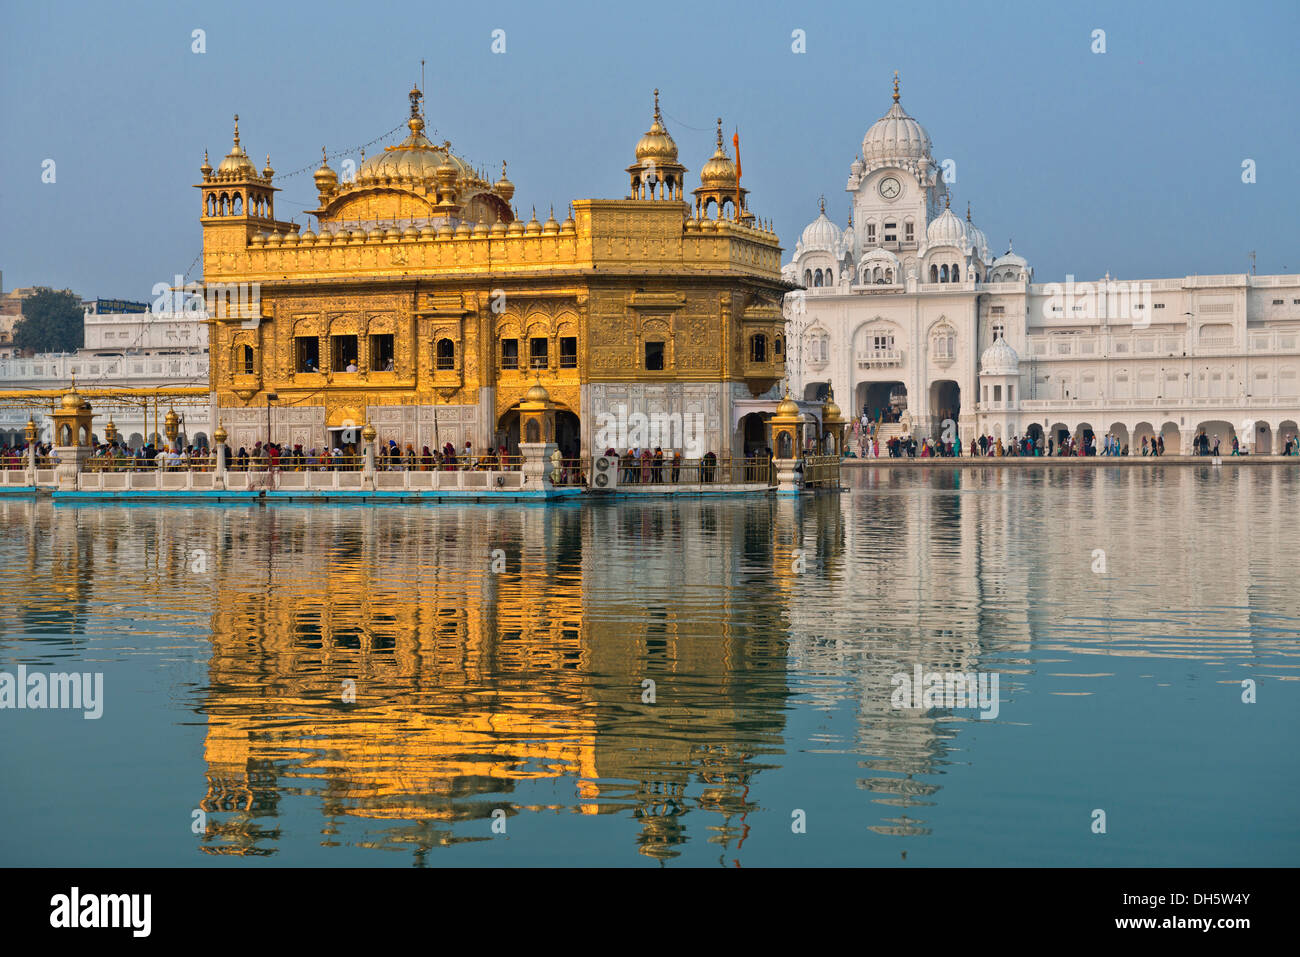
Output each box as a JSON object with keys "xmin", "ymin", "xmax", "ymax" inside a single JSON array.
[
  {"xmin": 0, "ymin": 306, "xmax": 210, "ymax": 447},
  {"xmin": 784, "ymin": 77, "xmax": 1300, "ymax": 453}
]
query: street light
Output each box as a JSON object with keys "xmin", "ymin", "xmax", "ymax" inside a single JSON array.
[{"xmin": 265, "ymin": 392, "xmax": 278, "ymax": 446}]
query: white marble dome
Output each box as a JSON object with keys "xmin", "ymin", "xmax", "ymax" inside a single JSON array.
[
  {"xmin": 862, "ymin": 100, "xmax": 932, "ymax": 173},
  {"xmin": 927, "ymin": 205, "xmax": 967, "ymax": 249},
  {"xmin": 980, "ymin": 336, "xmax": 1020, "ymax": 375},
  {"xmin": 799, "ymin": 210, "xmax": 842, "ymax": 254}
]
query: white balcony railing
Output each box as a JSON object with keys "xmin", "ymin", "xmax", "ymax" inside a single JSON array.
[{"xmin": 856, "ymin": 350, "xmax": 903, "ymax": 368}]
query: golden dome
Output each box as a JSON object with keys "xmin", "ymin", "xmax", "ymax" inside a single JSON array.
[
  {"xmin": 699, "ymin": 118, "xmax": 737, "ymax": 187},
  {"xmin": 213, "ymin": 424, "xmax": 228, "ymax": 444},
  {"xmin": 493, "ymin": 160, "xmax": 515, "ymax": 202},
  {"xmin": 262, "ymin": 154, "xmax": 274, "ymax": 179},
  {"xmin": 525, "ymin": 381, "xmax": 551, "ymax": 403},
  {"xmin": 217, "ymin": 115, "xmax": 257, "ymax": 177},
  {"xmin": 542, "ymin": 206, "xmax": 560, "ymax": 234},
  {"xmin": 361, "ymin": 423, "xmax": 377, "ymax": 443},
  {"xmin": 314, "ymin": 147, "xmax": 337, "ymax": 188},
  {"xmin": 774, "ymin": 390, "xmax": 800, "ymax": 417},
  {"xmin": 634, "ymin": 89, "xmax": 678, "ymax": 164},
  {"xmin": 60, "ymin": 383, "xmax": 86, "ymax": 409},
  {"xmin": 822, "ymin": 388, "xmax": 844, "ymax": 424}
]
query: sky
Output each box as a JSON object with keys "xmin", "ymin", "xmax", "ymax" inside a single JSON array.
[{"xmin": 1, "ymin": 0, "xmax": 1297, "ymax": 299}]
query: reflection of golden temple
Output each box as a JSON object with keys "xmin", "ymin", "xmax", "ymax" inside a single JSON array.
[{"xmin": 189, "ymin": 503, "xmax": 793, "ymax": 859}]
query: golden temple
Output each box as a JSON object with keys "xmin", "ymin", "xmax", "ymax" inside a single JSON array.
[{"xmin": 200, "ymin": 88, "xmax": 789, "ymax": 456}]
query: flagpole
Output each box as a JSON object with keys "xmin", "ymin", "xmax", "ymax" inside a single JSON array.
[{"xmin": 732, "ymin": 128, "xmax": 742, "ymax": 221}]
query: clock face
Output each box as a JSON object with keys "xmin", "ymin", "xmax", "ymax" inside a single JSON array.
[{"xmin": 878, "ymin": 177, "xmax": 901, "ymax": 199}]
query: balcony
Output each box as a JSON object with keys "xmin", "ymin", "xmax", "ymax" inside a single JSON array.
[{"xmin": 856, "ymin": 349, "xmax": 903, "ymax": 368}]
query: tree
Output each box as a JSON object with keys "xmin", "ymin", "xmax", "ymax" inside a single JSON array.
[{"xmin": 13, "ymin": 288, "xmax": 83, "ymax": 354}]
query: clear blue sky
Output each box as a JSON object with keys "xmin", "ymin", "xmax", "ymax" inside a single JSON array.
[{"xmin": 2, "ymin": 0, "xmax": 1297, "ymax": 298}]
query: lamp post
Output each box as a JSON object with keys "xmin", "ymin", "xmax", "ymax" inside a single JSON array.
[{"xmin": 265, "ymin": 392, "xmax": 278, "ymax": 447}]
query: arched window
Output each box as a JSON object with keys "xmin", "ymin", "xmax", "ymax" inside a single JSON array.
[
  {"xmin": 774, "ymin": 336, "xmax": 783, "ymax": 357},
  {"xmin": 232, "ymin": 193, "xmax": 243, "ymax": 215},
  {"xmin": 750, "ymin": 334, "xmax": 768, "ymax": 363},
  {"xmin": 930, "ymin": 264, "xmax": 939, "ymax": 283},
  {"xmin": 813, "ymin": 269, "xmax": 823, "ymax": 287},
  {"xmin": 803, "ymin": 269, "xmax": 812, "ymax": 287},
  {"xmin": 951, "ymin": 263, "xmax": 960, "ymax": 282},
  {"xmin": 207, "ymin": 194, "xmax": 216, "ymax": 216},
  {"xmin": 242, "ymin": 345, "xmax": 254, "ymax": 374},
  {"xmin": 940, "ymin": 264, "xmax": 949, "ymax": 282},
  {"xmin": 436, "ymin": 338, "xmax": 455, "ymax": 370},
  {"xmin": 933, "ymin": 328, "xmax": 955, "ymax": 360}
]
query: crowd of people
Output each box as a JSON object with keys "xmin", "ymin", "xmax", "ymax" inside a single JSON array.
[{"xmin": 610, "ymin": 448, "xmax": 766, "ymax": 483}]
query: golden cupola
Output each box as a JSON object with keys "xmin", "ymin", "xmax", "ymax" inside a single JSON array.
[
  {"xmin": 698, "ymin": 118, "xmax": 737, "ymax": 187},
  {"xmin": 626, "ymin": 89, "xmax": 686, "ymax": 201},
  {"xmin": 198, "ymin": 114, "xmax": 281, "ymax": 223},
  {"xmin": 313, "ymin": 147, "xmax": 338, "ymax": 203},
  {"xmin": 494, "ymin": 161, "xmax": 515, "ymax": 203},
  {"xmin": 693, "ymin": 117, "xmax": 748, "ymax": 221},
  {"xmin": 216, "ymin": 115, "xmax": 258, "ymax": 179}
]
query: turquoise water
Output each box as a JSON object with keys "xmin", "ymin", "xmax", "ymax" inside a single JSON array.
[{"xmin": 1, "ymin": 465, "xmax": 1297, "ymax": 866}]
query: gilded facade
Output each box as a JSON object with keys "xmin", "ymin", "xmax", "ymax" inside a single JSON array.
[{"xmin": 200, "ymin": 89, "xmax": 789, "ymax": 456}]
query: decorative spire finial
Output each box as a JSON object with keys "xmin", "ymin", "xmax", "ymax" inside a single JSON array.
[
  {"xmin": 409, "ymin": 85, "xmax": 422, "ymax": 119},
  {"xmin": 966, "ymin": 201, "xmax": 971, "ymax": 222},
  {"xmin": 818, "ymin": 194, "xmax": 826, "ymax": 215},
  {"xmin": 653, "ymin": 88, "xmax": 661, "ymax": 121},
  {"xmin": 321, "ymin": 146, "xmax": 328, "ymax": 164},
  {"xmin": 232, "ymin": 114, "xmax": 240, "ymax": 146},
  {"xmin": 501, "ymin": 160, "xmax": 508, "ymax": 177},
  {"xmin": 945, "ymin": 193, "xmax": 951, "ymax": 209},
  {"xmin": 892, "ymin": 71, "xmax": 900, "ymax": 103}
]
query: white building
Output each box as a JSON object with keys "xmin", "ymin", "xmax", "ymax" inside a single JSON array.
[
  {"xmin": 0, "ymin": 305, "xmax": 210, "ymax": 448},
  {"xmin": 784, "ymin": 77, "xmax": 1300, "ymax": 454}
]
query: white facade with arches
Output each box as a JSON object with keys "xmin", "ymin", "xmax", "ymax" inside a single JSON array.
[{"xmin": 783, "ymin": 80, "xmax": 1300, "ymax": 454}]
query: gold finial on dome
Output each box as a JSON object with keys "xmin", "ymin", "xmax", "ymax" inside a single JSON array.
[
  {"xmin": 200, "ymin": 149, "xmax": 212, "ymax": 178},
  {"xmin": 819, "ymin": 194, "xmax": 826, "ymax": 215},
  {"xmin": 945, "ymin": 193, "xmax": 951, "ymax": 209},
  {"xmin": 408, "ymin": 85, "xmax": 425, "ymax": 134},
  {"xmin": 263, "ymin": 154, "xmax": 274, "ymax": 179},
  {"xmin": 653, "ymin": 88, "xmax": 661, "ymax": 122},
  {"xmin": 233, "ymin": 114, "xmax": 240, "ymax": 147},
  {"xmin": 967, "ymin": 201, "xmax": 972, "ymax": 221},
  {"xmin": 892, "ymin": 70, "xmax": 900, "ymax": 103}
]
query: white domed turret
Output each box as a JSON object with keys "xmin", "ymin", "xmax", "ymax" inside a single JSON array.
[
  {"xmin": 799, "ymin": 198, "xmax": 841, "ymax": 253},
  {"xmin": 861, "ymin": 74, "xmax": 933, "ymax": 175},
  {"xmin": 991, "ymin": 242, "xmax": 1031, "ymax": 282},
  {"xmin": 926, "ymin": 201, "xmax": 966, "ymax": 249},
  {"xmin": 980, "ymin": 336, "xmax": 1020, "ymax": 376}
]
